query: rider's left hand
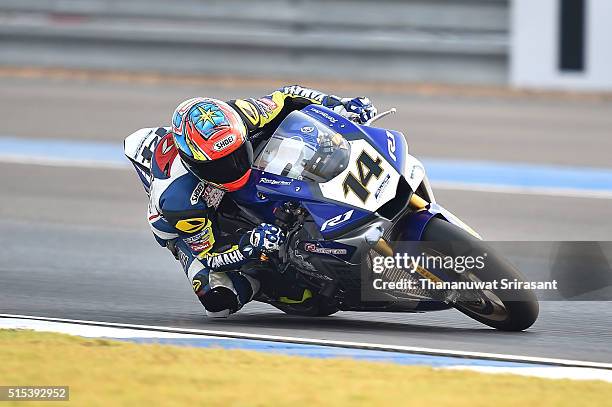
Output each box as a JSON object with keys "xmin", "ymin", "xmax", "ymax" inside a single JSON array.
[
  {"xmin": 342, "ymin": 97, "xmax": 377, "ymax": 124},
  {"xmin": 249, "ymin": 223, "xmax": 286, "ymax": 254}
]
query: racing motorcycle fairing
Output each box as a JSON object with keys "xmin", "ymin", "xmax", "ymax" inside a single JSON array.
[
  {"xmin": 232, "ymin": 106, "xmax": 424, "ymax": 237},
  {"xmin": 393, "ymin": 203, "xmax": 482, "ymax": 242},
  {"xmin": 231, "ymin": 103, "xmax": 480, "ymax": 257},
  {"xmin": 300, "ymin": 105, "xmax": 408, "ymax": 176}
]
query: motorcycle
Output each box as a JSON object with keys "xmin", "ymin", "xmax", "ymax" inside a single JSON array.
[
  {"xmin": 226, "ymin": 105, "xmax": 539, "ymax": 331},
  {"xmin": 127, "ymin": 104, "xmax": 539, "ymax": 331}
]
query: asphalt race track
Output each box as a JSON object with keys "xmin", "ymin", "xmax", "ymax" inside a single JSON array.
[{"xmin": 1, "ymin": 75, "xmax": 612, "ymax": 363}]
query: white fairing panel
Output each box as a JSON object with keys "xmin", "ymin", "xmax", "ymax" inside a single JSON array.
[
  {"xmin": 319, "ymin": 139, "xmax": 400, "ymax": 212},
  {"xmin": 402, "ymin": 153, "xmax": 426, "ymax": 193}
]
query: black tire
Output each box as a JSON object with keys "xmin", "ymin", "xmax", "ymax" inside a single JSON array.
[{"xmin": 421, "ymin": 217, "xmax": 539, "ymax": 331}]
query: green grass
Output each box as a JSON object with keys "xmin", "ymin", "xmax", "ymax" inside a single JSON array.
[{"xmin": 1, "ymin": 329, "xmax": 611, "ymax": 406}]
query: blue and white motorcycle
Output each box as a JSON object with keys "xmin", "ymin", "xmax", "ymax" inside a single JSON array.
[{"xmin": 225, "ymin": 104, "xmax": 539, "ymax": 331}]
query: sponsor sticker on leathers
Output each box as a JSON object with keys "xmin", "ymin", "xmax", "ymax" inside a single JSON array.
[
  {"xmin": 235, "ymin": 100, "xmax": 259, "ymax": 125},
  {"xmin": 190, "ymin": 182, "xmax": 206, "ymax": 205}
]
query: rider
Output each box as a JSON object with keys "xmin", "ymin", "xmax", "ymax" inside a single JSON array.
[{"xmin": 128, "ymin": 85, "xmax": 377, "ymax": 318}]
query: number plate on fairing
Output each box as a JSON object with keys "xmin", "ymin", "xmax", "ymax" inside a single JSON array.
[{"xmin": 318, "ymin": 140, "xmax": 401, "ymax": 212}]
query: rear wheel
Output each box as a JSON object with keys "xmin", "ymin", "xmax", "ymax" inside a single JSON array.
[{"xmin": 421, "ymin": 217, "xmax": 539, "ymax": 331}]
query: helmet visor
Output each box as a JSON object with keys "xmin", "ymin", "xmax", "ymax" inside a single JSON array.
[{"xmin": 182, "ymin": 141, "xmax": 253, "ymax": 186}]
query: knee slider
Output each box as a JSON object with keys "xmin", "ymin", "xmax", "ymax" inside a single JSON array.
[{"xmin": 201, "ymin": 287, "xmax": 238, "ymax": 313}]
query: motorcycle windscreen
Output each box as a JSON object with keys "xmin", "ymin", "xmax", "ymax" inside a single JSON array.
[{"xmin": 253, "ymin": 111, "xmax": 351, "ymax": 183}]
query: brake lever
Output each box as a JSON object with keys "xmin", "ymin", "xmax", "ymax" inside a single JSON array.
[{"xmin": 363, "ymin": 108, "xmax": 397, "ymax": 126}]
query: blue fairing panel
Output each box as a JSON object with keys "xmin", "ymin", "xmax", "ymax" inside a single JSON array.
[
  {"xmin": 393, "ymin": 204, "xmax": 481, "ymax": 242},
  {"xmin": 232, "ymin": 169, "xmax": 372, "ymax": 237},
  {"xmin": 252, "ymin": 171, "xmax": 313, "ymax": 199},
  {"xmin": 360, "ymin": 126, "xmax": 407, "ymax": 175},
  {"xmin": 303, "ymin": 201, "xmax": 371, "ymax": 238},
  {"xmin": 394, "ymin": 210, "xmax": 438, "ymax": 241},
  {"xmin": 230, "ymin": 170, "xmax": 317, "ymax": 224}
]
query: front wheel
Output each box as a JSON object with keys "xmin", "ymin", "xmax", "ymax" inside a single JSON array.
[{"xmin": 421, "ymin": 217, "xmax": 539, "ymax": 331}]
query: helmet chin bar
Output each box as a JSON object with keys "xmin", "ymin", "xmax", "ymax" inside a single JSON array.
[
  {"xmin": 181, "ymin": 158, "xmax": 228, "ymax": 191},
  {"xmin": 181, "ymin": 157, "xmax": 250, "ymax": 192},
  {"xmin": 178, "ymin": 138, "xmax": 253, "ymax": 188},
  {"xmin": 221, "ymin": 169, "xmax": 252, "ymax": 192}
]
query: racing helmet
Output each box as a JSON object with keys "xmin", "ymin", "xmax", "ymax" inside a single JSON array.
[{"xmin": 171, "ymin": 97, "xmax": 252, "ymax": 191}]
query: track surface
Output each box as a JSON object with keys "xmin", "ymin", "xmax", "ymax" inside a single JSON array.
[{"xmin": 1, "ymin": 76, "xmax": 612, "ymax": 363}]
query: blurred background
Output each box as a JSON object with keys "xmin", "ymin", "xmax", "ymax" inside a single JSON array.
[
  {"xmin": 0, "ymin": 0, "xmax": 610, "ymax": 89},
  {"xmin": 1, "ymin": 0, "xmax": 611, "ymax": 236},
  {"xmin": 1, "ymin": 0, "xmax": 612, "ymax": 358}
]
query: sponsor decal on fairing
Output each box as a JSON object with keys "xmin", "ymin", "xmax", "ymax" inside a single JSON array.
[
  {"xmin": 259, "ymin": 177, "xmax": 292, "ymax": 186},
  {"xmin": 320, "ymin": 209, "xmax": 354, "ymax": 232},
  {"xmin": 309, "ymin": 108, "xmax": 338, "ymax": 123},
  {"xmin": 374, "ymin": 174, "xmax": 391, "ymax": 201},
  {"xmin": 386, "ymin": 131, "xmax": 397, "ymax": 162},
  {"xmin": 304, "ymin": 243, "xmax": 348, "ymax": 255}
]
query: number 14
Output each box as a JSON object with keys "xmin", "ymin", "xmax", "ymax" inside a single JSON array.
[{"xmin": 343, "ymin": 151, "xmax": 383, "ymax": 202}]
